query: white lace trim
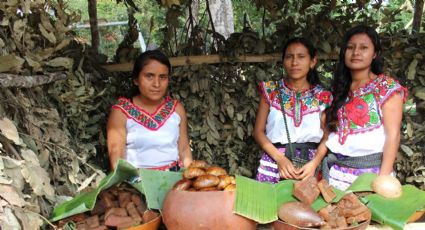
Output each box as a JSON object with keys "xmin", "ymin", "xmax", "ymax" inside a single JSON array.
[
  {"xmin": 259, "ymin": 159, "xmax": 278, "ymax": 169},
  {"xmin": 257, "ymin": 168, "xmax": 279, "ymax": 178}
]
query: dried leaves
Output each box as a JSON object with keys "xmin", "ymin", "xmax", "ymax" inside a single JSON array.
[{"xmin": 0, "ymin": 0, "xmax": 79, "ymax": 74}]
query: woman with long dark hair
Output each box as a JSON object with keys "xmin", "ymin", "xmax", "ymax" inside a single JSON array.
[
  {"xmin": 323, "ymin": 25, "xmax": 407, "ymax": 190},
  {"xmin": 254, "ymin": 37, "xmax": 332, "ymax": 183},
  {"xmin": 107, "ymin": 50, "xmax": 192, "ymax": 170}
]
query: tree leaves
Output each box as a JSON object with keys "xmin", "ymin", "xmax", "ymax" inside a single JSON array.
[{"xmin": 0, "ymin": 117, "xmax": 21, "ymax": 145}]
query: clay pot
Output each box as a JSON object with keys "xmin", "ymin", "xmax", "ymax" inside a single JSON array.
[
  {"xmin": 126, "ymin": 212, "xmax": 161, "ymax": 230},
  {"xmin": 272, "ymin": 218, "xmax": 370, "ymax": 230},
  {"xmin": 162, "ymin": 190, "xmax": 257, "ymax": 230}
]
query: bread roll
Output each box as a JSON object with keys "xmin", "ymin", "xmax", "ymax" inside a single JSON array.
[
  {"xmin": 172, "ymin": 179, "xmax": 192, "ymax": 191},
  {"xmin": 193, "ymin": 175, "xmax": 220, "ymax": 189},
  {"xmin": 199, "ymin": 186, "xmax": 220, "ymax": 191},
  {"xmin": 217, "ymin": 175, "xmax": 233, "ymax": 189},
  {"xmin": 183, "ymin": 167, "xmax": 206, "ymax": 179},
  {"xmin": 189, "ymin": 160, "xmax": 208, "ymax": 168},
  {"xmin": 206, "ymin": 166, "xmax": 227, "ymax": 177},
  {"xmin": 224, "ymin": 184, "xmax": 236, "ymax": 191}
]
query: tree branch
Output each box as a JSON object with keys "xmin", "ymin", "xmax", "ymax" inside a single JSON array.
[
  {"xmin": 101, "ymin": 53, "xmax": 339, "ymax": 72},
  {"xmin": 205, "ymin": 0, "xmax": 216, "ymax": 34},
  {"xmin": 412, "ymin": 0, "xmax": 424, "ymax": 34},
  {"xmin": 0, "ymin": 72, "xmax": 67, "ymax": 88},
  {"xmin": 88, "ymin": 0, "xmax": 99, "ymax": 54}
]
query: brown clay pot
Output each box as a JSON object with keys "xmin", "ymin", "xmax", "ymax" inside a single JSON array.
[
  {"xmin": 126, "ymin": 212, "xmax": 162, "ymax": 230},
  {"xmin": 162, "ymin": 190, "xmax": 257, "ymax": 230},
  {"xmin": 272, "ymin": 218, "xmax": 370, "ymax": 230}
]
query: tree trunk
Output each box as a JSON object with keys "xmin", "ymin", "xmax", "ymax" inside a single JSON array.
[
  {"xmin": 207, "ymin": 0, "xmax": 234, "ymax": 39},
  {"xmin": 190, "ymin": 0, "xmax": 200, "ymax": 25},
  {"xmin": 412, "ymin": 0, "xmax": 424, "ymax": 33},
  {"xmin": 88, "ymin": 0, "xmax": 99, "ymax": 54}
]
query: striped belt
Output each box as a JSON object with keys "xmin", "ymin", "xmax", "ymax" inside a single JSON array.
[{"xmin": 146, "ymin": 161, "xmax": 180, "ymax": 171}]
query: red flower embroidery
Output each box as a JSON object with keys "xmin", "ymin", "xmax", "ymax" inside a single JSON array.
[
  {"xmin": 316, "ymin": 91, "xmax": 332, "ymax": 104},
  {"xmin": 301, "ymin": 102, "xmax": 308, "ymax": 111},
  {"xmin": 378, "ymin": 84, "xmax": 388, "ymax": 96},
  {"xmin": 270, "ymin": 90, "xmax": 278, "ymax": 102},
  {"xmin": 346, "ymin": 97, "xmax": 370, "ymax": 127}
]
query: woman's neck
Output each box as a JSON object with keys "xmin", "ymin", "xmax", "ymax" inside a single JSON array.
[
  {"xmin": 286, "ymin": 78, "xmax": 310, "ymax": 91},
  {"xmin": 350, "ymin": 69, "xmax": 376, "ymax": 91},
  {"xmin": 134, "ymin": 95, "xmax": 165, "ymax": 113}
]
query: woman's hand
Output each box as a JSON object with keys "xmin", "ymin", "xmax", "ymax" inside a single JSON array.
[
  {"xmin": 296, "ymin": 161, "xmax": 318, "ymax": 180},
  {"xmin": 276, "ymin": 157, "xmax": 299, "ymax": 179}
]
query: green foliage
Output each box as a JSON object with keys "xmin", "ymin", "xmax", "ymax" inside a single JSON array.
[{"xmin": 60, "ymin": 0, "xmax": 425, "ymax": 187}]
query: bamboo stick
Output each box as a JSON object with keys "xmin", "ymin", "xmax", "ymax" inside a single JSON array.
[{"xmin": 101, "ymin": 53, "xmax": 338, "ymax": 72}]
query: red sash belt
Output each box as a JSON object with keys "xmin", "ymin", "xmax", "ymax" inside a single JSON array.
[{"xmin": 146, "ymin": 161, "xmax": 179, "ymax": 171}]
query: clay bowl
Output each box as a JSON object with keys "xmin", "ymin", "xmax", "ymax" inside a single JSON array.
[
  {"xmin": 162, "ymin": 190, "xmax": 257, "ymax": 230},
  {"xmin": 126, "ymin": 212, "xmax": 161, "ymax": 230},
  {"xmin": 272, "ymin": 218, "xmax": 370, "ymax": 230}
]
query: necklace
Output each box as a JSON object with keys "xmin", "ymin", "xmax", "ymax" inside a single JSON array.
[{"xmin": 285, "ymin": 79, "xmax": 310, "ymax": 92}]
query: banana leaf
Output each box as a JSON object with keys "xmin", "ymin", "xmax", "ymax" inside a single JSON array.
[
  {"xmin": 346, "ymin": 172, "xmax": 376, "ymax": 192},
  {"xmin": 234, "ymin": 176, "xmax": 281, "ymax": 224},
  {"xmin": 139, "ymin": 169, "xmax": 182, "ymax": 210},
  {"xmin": 49, "ymin": 159, "xmax": 139, "ymax": 222},
  {"xmin": 234, "ymin": 176, "xmax": 344, "ymax": 223},
  {"xmin": 363, "ymin": 185, "xmax": 425, "ymax": 230},
  {"xmin": 311, "ymin": 187, "xmax": 346, "ymax": 211}
]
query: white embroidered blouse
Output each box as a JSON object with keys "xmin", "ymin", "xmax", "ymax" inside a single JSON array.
[
  {"xmin": 260, "ymin": 79, "xmax": 332, "ymax": 144},
  {"xmin": 112, "ymin": 97, "xmax": 180, "ymax": 168},
  {"xmin": 326, "ymin": 74, "xmax": 408, "ymax": 157}
]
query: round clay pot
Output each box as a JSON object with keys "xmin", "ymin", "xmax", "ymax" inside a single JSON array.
[
  {"xmin": 126, "ymin": 212, "xmax": 161, "ymax": 230},
  {"xmin": 272, "ymin": 219, "xmax": 370, "ymax": 230},
  {"xmin": 162, "ymin": 190, "xmax": 257, "ymax": 230}
]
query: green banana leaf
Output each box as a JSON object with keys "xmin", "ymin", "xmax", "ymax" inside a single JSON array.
[
  {"xmin": 234, "ymin": 176, "xmax": 344, "ymax": 224},
  {"xmin": 139, "ymin": 169, "xmax": 182, "ymax": 210},
  {"xmin": 274, "ymin": 180, "xmax": 297, "ymax": 211},
  {"xmin": 346, "ymin": 172, "xmax": 376, "ymax": 192},
  {"xmin": 234, "ymin": 176, "xmax": 279, "ymax": 224},
  {"xmin": 50, "ymin": 159, "xmax": 140, "ymax": 222},
  {"xmin": 311, "ymin": 187, "xmax": 346, "ymax": 211},
  {"xmin": 340, "ymin": 173, "xmax": 425, "ymax": 230},
  {"xmin": 363, "ymin": 185, "xmax": 425, "ymax": 230}
]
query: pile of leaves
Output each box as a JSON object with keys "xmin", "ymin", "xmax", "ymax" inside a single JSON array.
[
  {"xmin": 0, "ymin": 0, "xmax": 114, "ymax": 228},
  {"xmin": 0, "ymin": 0, "xmax": 425, "ymax": 229}
]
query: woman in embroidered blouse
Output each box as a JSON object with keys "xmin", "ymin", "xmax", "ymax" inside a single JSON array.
[
  {"xmin": 253, "ymin": 37, "xmax": 332, "ymax": 183},
  {"xmin": 323, "ymin": 25, "xmax": 407, "ymax": 190},
  {"xmin": 107, "ymin": 50, "xmax": 192, "ymax": 170}
]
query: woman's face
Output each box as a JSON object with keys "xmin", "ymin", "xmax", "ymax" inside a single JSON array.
[
  {"xmin": 134, "ymin": 59, "xmax": 170, "ymax": 102},
  {"xmin": 344, "ymin": 33, "xmax": 376, "ymax": 72},
  {"xmin": 283, "ymin": 42, "xmax": 316, "ymax": 81}
]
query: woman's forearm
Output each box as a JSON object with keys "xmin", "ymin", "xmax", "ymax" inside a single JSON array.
[
  {"xmin": 254, "ymin": 131, "xmax": 287, "ymax": 164},
  {"xmin": 380, "ymin": 132, "xmax": 400, "ymax": 175}
]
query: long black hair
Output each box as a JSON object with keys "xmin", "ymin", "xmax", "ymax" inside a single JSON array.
[
  {"xmin": 325, "ymin": 25, "xmax": 384, "ymax": 132},
  {"xmin": 132, "ymin": 50, "xmax": 171, "ymax": 80},
  {"xmin": 282, "ymin": 37, "xmax": 321, "ymax": 86}
]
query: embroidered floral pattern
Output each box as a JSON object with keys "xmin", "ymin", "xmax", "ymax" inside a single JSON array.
[
  {"xmin": 260, "ymin": 79, "xmax": 332, "ymax": 127},
  {"xmin": 346, "ymin": 97, "xmax": 370, "ymax": 127},
  {"xmin": 112, "ymin": 97, "xmax": 178, "ymax": 130},
  {"xmin": 337, "ymin": 74, "xmax": 408, "ymax": 144}
]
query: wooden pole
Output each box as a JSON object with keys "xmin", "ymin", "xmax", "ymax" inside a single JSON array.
[{"xmin": 101, "ymin": 53, "xmax": 338, "ymax": 72}]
